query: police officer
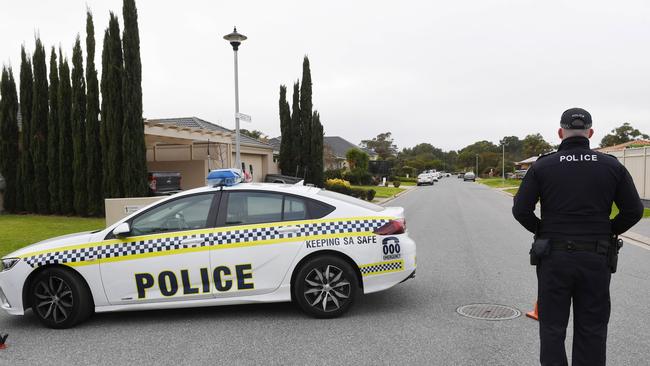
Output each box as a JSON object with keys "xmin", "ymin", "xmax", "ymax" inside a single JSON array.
[{"xmin": 512, "ymin": 108, "xmax": 644, "ymax": 366}]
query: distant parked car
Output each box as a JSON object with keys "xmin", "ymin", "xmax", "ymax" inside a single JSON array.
[
  {"xmin": 417, "ymin": 173, "xmax": 435, "ymax": 186},
  {"xmin": 457, "ymin": 173, "xmax": 464, "ymax": 179},
  {"xmin": 148, "ymin": 171, "xmax": 181, "ymax": 196},
  {"xmin": 514, "ymin": 170, "xmax": 528, "ymax": 179},
  {"xmin": 264, "ymin": 174, "xmax": 303, "ymax": 184},
  {"xmin": 463, "ymin": 172, "xmax": 476, "ymax": 182}
]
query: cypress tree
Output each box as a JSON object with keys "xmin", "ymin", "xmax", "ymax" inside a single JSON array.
[
  {"xmin": 100, "ymin": 29, "xmax": 109, "ymax": 199},
  {"xmin": 31, "ymin": 37, "xmax": 49, "ymax": 214},
  {"xmin": 19, "ymin": 46, "xmax": 35, "ymax": 212},
  {"xmin": 47, "ymin": 47, "xmax": 60, "ymax": 213},
  {"xmin": 278, "ymin": 85, "xmax": 292, "ymax": 175},
  {"xmin": 311, "ymin": 111, "xmax": 324, "ymax": 187},
  {"xmin": 103, "ymin": 13, "xmax": 125, "ymax": 198},
  {"xmin": 86, "ymin": 11, "xmax": 103, "ymax": 216},
  {"xmin": 58, "ymin": 52, "xmax": 73, "ymax": 214},
  {"xmin": 290, "ymin": 81, "xmax": 301, "ymax": 177},
  {"xmin": 71, "ymin": 36, "xmax": 87, "ymax": 215},
  {"xmin": 299, "ymin": 56, "xmax": 313, "ymax": 183},
  {"xmin": 122, "ymin": 0, "xmax": 147, "ymax": 197},
  {"xmin": 0, "ymin": 67, "xmax": 20, "ymax": 212}
]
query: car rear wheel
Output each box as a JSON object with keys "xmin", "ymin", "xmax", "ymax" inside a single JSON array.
[
  {"xmin": 293, "ymin": 256, "xmax": 359, "ymax": 318},
  {"xmin": 30, "ymin": 267, "xmax": 93, "ymax": 329}
]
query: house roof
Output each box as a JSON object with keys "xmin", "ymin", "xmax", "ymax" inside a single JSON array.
[
  {"xmin": 594, "ymin": 139, "xmax": 650, "ymax": 152},
  {"xmin": 268, "ymin": 137, "xmax": 281, "ymax": 152},
  {"xmin": 324, "ymin": 136, "xmax": 376, "ymax": 158},
  {"xmin": 146, "ymin": 117, "xmax": 272, "ymax": 150}
]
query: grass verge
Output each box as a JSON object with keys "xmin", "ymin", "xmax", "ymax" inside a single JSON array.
[
  {"xmin": 351, "ymin": 185, "xmax": 405, "ymax": 198},
  {"xmin": 478, "ymin": 178, "xmax": 522, "ymax": 188},
  {"xmin": 0, "ymin": 215, "xmax": 105, "ymax": 257}
]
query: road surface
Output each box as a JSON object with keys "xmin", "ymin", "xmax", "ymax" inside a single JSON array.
[{"xmin": 1, "ymin": 178, "xmax": 649, "ymax": 365}]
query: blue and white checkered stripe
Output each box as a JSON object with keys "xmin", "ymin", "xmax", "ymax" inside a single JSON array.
[{"xmin": 23, "ymin": 218, "xmax": 389, "ymax": 267}]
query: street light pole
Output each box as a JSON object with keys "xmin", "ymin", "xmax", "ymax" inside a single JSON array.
[
  {"xmin": 502, "ymin": 143, "xmax": 505, "ymax": 180},
  {"xmin": 223, "ymin": 27, "xmax": 247, "ymax": 171}
]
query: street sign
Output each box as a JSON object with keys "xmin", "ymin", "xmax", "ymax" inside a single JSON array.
[{"xmin": 236, "ymin": 112, "xmax": 252, "ymax": 122}]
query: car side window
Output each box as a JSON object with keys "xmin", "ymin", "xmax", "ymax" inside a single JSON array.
[
  {"xmin": 130, "ymin": 194, "xmax": 215, "ymax": 236},
  {"xmin": 284, "ymin": 195, "xmax": 307, "ymax": 221},
  {"xmin": 225, "ymin": 192, "xmax": 284, "ymax": 226}
]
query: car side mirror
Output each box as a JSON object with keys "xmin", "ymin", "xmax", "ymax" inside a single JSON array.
[{"xmin": 113, "ymin": 222, "xmax": 131, "ymax": 237}]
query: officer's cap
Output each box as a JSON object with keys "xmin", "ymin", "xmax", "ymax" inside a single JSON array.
[{"xmin": 560, "ymin": 108, "xmax": 592, "ymax": 129}]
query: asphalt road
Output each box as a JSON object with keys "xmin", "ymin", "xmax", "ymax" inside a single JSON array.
[{"xmin": 2, "ymin": 179, "xmax": 649, "ymax": 365}]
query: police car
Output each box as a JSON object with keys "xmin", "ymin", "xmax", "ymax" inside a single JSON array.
[{"xmin": 0, "ymin": 169, "xmax": 416, "ymax": 328}]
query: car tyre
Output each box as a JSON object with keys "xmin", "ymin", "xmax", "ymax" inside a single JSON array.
[
  {"xmin": 30, "ymin": 267, "xmax": 93, "ymax": 329},
  {"xmin": 293, "ymin": 255, "xmax": 359, "ymax": 319}
]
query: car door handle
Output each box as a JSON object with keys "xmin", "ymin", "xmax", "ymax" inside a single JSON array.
[
  {"xmin": 181, "ymin": 238, "xmax": 204, "ymax": 246},
  {"xmin": 276, "ymin": 226, "xmax": 300, "ymax": 234}
]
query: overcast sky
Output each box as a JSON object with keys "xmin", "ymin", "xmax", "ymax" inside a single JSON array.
[{"xmin": 1, "ymin": 0, "xmax": 649, "ymax": 151}]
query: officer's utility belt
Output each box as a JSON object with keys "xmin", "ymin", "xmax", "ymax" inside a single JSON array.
[
  {"xmin": 550, "ymin": 240, "xmax": 608, "ymax": 255},
  {"xmin": 529, "ymin": 237, "xmax": 623, "ymax": 273}
]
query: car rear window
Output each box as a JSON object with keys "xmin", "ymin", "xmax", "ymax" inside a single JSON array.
[{"xmin": 317, "ymin": 190, "xmax": 385, "ymax": 212}]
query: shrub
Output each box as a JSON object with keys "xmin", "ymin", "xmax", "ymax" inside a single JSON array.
[
  {"xmin": 366, "ymin": 189, "xmax": 376, "ymax": 201},
  {"xmin": 350, "ymin": 187, "xmax": 367, "ymax": 199},
  {"xmin": 343, "ymin": 169, "xmax": 373, "ymax": 185},
  {"xmin": 325, "ymin": 178, "xmax": 352, "ymax": 195},
  {"xmin": 393, "ymin": 180, "xmax": 401, "ymax": 188},
  {"xmin": 324, "ymin": 169, "xmax": 344, "ymax": 180},
  {"xmin": 396, "ymin": 176, "xmax": 416, "ymax": 183}
]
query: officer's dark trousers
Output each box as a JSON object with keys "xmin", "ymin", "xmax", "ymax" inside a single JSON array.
[{"xmin": 536, "ymin": 251, "xmax": 611, "ymax": 366}]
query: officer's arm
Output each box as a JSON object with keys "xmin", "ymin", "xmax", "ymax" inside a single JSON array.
[
  {"xmin": 512, "ymin": 167, "xmax": 541, "ymax": 233},
  {"xmin": 611, "ymin": 165, "xmax": 644, "ymax": 235}
]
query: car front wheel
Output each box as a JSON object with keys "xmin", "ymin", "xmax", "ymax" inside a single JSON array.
[
  {"xmin": 293, "ymin": 255, "xmax": 359, "ymax": 318},
  {"xmin": 30, "ymin": 267, "xmax": 93, "ymax": 329}
]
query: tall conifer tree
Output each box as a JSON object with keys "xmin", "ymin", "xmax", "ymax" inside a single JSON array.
[
  {"xmin": 278, "ymin": 85, "xmax": 293, "ymax": 175},
  {"xmin": 86, "ymin": 11, "xmax": 103, "ymax": 216},
  {"xmin": 311, "ymin": 111, "xmax": 324, "ymax": 187},
  {"xmin": 71, "ymin": 36, "xmax": 87, "ymax": 215},
  {"xmin": 58, "ymin": 52, "xmax": 73, "ymax": 214},
  {"xmin": 31, "ymin": 37, "xmax": 49, "ymax": 214},
  {"xmin": 290, "ymin": 81, "xmax": 301, "ymax": 177},
  {"xmin": 47, "ymin": 48, "xmax": 60, "ymax": 213},
  {"xmin": 100, "ymin": 29, "xmax": 110, "ymax": 199},
  {"xmin": 299, "ymin": 56, "xmax": 313, "ymax": 183},
  {"xmin": 0, "ymin": 67, "xmax": 20, "ymax": 212},
  {"xmin": 19, "ymin": 46, "xmax": 35, "ymax": 212},
  {"xmin": 122, "ymin": 0, "xmax": 147, "ymax": 197},
  {"xmin": 103, "ymin": 13, "xmax": 125, "ymax": 198}
]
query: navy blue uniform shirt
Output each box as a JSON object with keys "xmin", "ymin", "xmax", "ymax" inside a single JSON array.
[{"xmin": 512, "ymin": 136, "xmax": 644, "ymax": 240}]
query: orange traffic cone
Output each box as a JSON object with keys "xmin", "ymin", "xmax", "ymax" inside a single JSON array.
[{"xmin": 526, "ymin": 301, "xmax": 539, "ymax": 321}]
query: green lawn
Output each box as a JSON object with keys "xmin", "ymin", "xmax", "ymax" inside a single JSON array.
[
  {"xmin": 0, "ymin": 215, "xmax": 105, "ymax": 257},
  {"xmin": 352, "ymin": 185, "xmax": 405, "ymax": 198},
  {"xmin": 398, "ymin": 181, "xmax": 416, "ymax": 186},
  {"xmin": 504, "ymin": 188, "xmax": 519, "ymax": 196},
  {"xmin": 478, "ymin": 178, "xmax": 522, "ymax": 188}
]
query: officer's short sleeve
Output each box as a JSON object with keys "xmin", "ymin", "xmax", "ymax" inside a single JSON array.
[
  {"xmin": 512, "ymin": 166, "xmax": 541, "ymax": 234},
  {"xmin": 611, "ymin": 164, "xmax": 644, "ymax": 234}
]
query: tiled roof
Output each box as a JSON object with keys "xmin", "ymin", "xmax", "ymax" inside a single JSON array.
[
  {"xmin": 268, "ymin": 137, "xmax": 281, "ymax": 152},
  {"xmin": 324, "ymin": 136, "xmax": 376, "ymax": 158},
  {"xmin": 595, "ymin": 139, "xmax": 650, "ymax": 152},
  {"xmin": 146, "ymin": 117, "xmax": 272, "ymax": 150}
]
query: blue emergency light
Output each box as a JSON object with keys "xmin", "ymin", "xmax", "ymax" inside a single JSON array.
[{"xmin": 206, "ymin": 169, "xmax": 242, "ymax": 187}]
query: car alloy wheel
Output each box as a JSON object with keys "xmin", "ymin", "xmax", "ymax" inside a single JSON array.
[
  {"xmin": 34, "ymin": 276, "xmax": 74, "ymax": 324},
  {"xmin": 303, "ymin": 265, "xmax": 351, "ymax": 313}
]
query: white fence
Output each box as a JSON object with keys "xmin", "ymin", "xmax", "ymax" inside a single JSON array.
[{"xmin": 609, "ymin": 147, "xmax": 650, "ymax": 200}]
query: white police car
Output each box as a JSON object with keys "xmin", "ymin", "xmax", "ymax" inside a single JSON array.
[{"xmin": 0, "ymin": 170, "xmax": 416, "ymax": 328}]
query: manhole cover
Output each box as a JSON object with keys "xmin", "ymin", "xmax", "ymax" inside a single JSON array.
[{"xmin": 456, "ymin": 303, "xmax": 521, "ymax": 321}]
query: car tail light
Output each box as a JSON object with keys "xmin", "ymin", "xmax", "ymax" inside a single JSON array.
[
  {"xmin": 149, "ymin": 176, "xmax": 157, "ymax": 192},
  {"xmin": 374, "ymin": 219, "xmax": 406, "ymax": 235}
]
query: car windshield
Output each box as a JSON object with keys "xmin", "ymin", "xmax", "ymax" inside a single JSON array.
[{"xmin": 317, "ymin": 190, "xmax": 385, "ymax": 212}]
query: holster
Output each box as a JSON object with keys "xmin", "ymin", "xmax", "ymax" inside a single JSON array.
[
  {"xmin": 606, "ymin": 235, "xmax": 624, "ymax": 274},
  {"xmin": 529, "ymin": 238, "xmax": 551, "ymax": 266}
]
